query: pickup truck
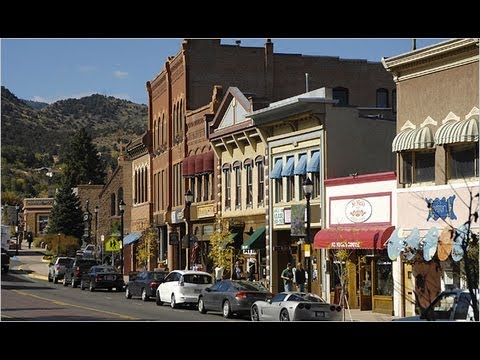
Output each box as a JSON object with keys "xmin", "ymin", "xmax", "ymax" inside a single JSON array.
[
  {"xmin": 394, "ymin": 288, "xmax": 479, "ymax": 321},
  {"xmin": 62, "ymin": 258, "xmax": 99, "ymax": 288}
]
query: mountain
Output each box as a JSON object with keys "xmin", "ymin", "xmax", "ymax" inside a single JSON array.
[
  {"xmin": 21, "ymin": 99, "xmax": 49, "ymax": 110},
  {"xmin": 1, "ymin": 86, "xmax": 148, "ymax": 199}
]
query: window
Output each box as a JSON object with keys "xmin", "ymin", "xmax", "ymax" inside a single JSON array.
[
  {"xmin": 391, "ymin": 89, "xmax": 397, "ymax": 113},
  {"xmin": 196, "ymin": 176, "xmax": 202, "ymax": 203},
  {"xmin": 38, "ymin": 215, "xmax": 49, "ymax": 234},
  {"xmin": 376, "ymin": 88, "xmax": 388, "ymax": 108},
  {"xmin": 191, "ymin": 177, "xmax": 196, "ymax": 203},
  {"xmin": 374, "ymin": 258, "xmax": 393, "ymax": 296},
  {"xmin": 256, "ymin": 156, "xmax": 264, "ymax": 206},
  {"xmin": 234, "ymin": 164, "xmax": 242, "ymax": 209},
  {"xmin": 333, "ymin": 87, "xmax": 349, "ymax": 106},
  {"xmin": 245, "ymin": 162, "xmax": 253, "ymax": 207},
  {"xmin": 275, "ymin": 178, "xmax": 283, "ymax": 203},
  {"xmin": 223, "ymin": 166, "xmax": 231, "ymax": 209},
  {"xmin": 448, "ymin": 144, "xmax": 479, "ymax": 179},
  {"xmin": 110, "ymin": 193, "xmax": 116, "ymax": 216},
  {"xmin": 400, "ymin": 151, "xmax": 435, "ymax": 184},
  {"xmin": 118, "ymin": 187, "xmax": 124, "ymax": 208},
  {"xmin": 271, "ymin": 293, "xmax": 288, "ymax": 302},
  {"xmin": 203, "ymin": 173, "xmax": 210, "ymax": 201}
]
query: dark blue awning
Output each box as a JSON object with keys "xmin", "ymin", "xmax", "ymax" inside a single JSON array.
[
  {"xmin": 294, "ymin": 154, "xmax": 307, "ymax": 175},
  {"xmin": 307, "ymin": 151, "xmax": 320, "ymax": 173},
  {"xmin": 281, "ymin": 156, "xmax": 295, "ymax": 177},
  {"xmin": 123, "ymin": 232, "xmax": 142, "ymax": 246},
  {"xmin": 270, "ymin": 158, "xmax": 283, "ymax": 179}
]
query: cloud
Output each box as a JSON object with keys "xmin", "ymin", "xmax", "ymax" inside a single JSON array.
[
  {"xmin": 113, "ymin": 70, "xmax": 128, "ymax": 79},
  {"xmin": 78, "ymin": 65, "xmax": 97, "ymax": 73}
]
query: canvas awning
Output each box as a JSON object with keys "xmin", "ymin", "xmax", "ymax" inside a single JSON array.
[
  {"xmin": 392, "ymin": 126, "xmax": 435, "ymax": 152},
  {"xmin": 294, "ymin": 154, "xmax": 307, "ymax": 175},
  {"xmin": 281, "ymin": 156, "xmax": 295, "ymax": 177},
  {"xmin": 307, "ymin": 151, "xmax": 320, "ymax": 173},
  {"xmin": 241, "ymin": 227, "xmax": 266, "ymax": 250},
  {"xmin": 434, "ymin": 118, "xmax": 479, "ymax": 145},
  {"xmin": 123, "ymin": 232, "xmax": 142, "ymax": 246},
  {"xmin": 314, "ymin": 226, "xmax": 395, "ymax": 249},
  {"xmin": 270, "ymin": 158, "xmax": 283, "ymax": 179}
]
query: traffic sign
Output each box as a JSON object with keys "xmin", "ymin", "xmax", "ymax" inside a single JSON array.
[{"xmin": 105, "ymin": 238, "xmax": 120, "ymax": 252}]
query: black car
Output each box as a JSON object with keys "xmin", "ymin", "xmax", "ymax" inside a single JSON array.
[
  {"xmin": 80, "ymin": 265, "xmax": 124, "ymax": 292},
  {"xmin": 125, "ymin": 271, "xmax": 168, "ymax": 301},
  {"xmin": 198, "ymin": 280, "xmax": 272, "ymax": 318},
  {"xmin": 63, "ymin": 258, "xmax": 99, "ymax": 288}
]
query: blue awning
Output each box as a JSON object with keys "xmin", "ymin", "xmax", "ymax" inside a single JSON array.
[
  {"xmin": 294, "ymin": 154, "xmax": 307, "ymax": 175},
  {"xmin": 307, "ymin": 151, "xmax": 320, "ymax": 173},
  {"xmin": 281, "ymin": 156, "xmax": 295, "ymax": 177},
  {"xmin": 123, "ymin": 232, "xmax": 142, "ymax": 246},
  {"xmin": 270, "ymin": 158, "xmax": 283, "ymax": 179}
]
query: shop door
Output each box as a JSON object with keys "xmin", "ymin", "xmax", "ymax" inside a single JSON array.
[
  {"xmin": 403, "ymin": 262, "xmax": 415, "ymax": 317},
  {"xmin": 359, "ymin": 259, "xmax": 372, "ymax": 311}
]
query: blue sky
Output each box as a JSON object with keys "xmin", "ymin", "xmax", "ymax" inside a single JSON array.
[{"xmin": 1, "ymin": 38, "xmax": 447, "ymax": 105}]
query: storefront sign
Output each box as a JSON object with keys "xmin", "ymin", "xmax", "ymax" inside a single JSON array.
[
  {"xmin": 345, "ymin": 198, "xmax": 372, "ymax": 223},
  {"xmin": 243, "ymin": 249, "xmax": 257, "ymax": 255},
  {"xmin": 171, "ymin": 209, "xmax": 184, "ymax": 224},
  {"xmin": 273, "ymin": 207, "xmax": 285, "ymax": 225},
  {"xmin": 426, "ymin": 195, "xmax": 457, "ymax": 221},
  {"xmin": 197, "ymin": 204, "xmax": 214, "ymax": 218},
  {"xmin": 330, "ymin": 241, "xmax": 361, "ymax": 248}
]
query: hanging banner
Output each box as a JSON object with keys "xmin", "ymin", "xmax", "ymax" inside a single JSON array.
[{"xmin": 291, "ymin": 204, "xmax": 306, "ymax": 237}]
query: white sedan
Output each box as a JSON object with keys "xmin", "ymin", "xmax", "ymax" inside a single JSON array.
[
  {"xmin": 250, "ymin": 292, "xmax": 343, "ymax": 321},
  {"xmin": 156, "ymin": 270, "xmax": 212, "ymax": 308}
]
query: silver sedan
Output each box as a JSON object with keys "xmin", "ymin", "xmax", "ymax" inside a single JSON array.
[{"xmin": 250, "ymin": 292, "xmax": 343, "ymax": 321}]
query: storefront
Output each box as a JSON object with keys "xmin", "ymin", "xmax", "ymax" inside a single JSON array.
[{"xmin": 313, "ymin": 172, "xmax": 399, "ymax": 315}]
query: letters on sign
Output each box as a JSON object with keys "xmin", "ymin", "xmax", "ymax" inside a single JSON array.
[{"xmin": 425, "ymin": 195, "xmax": 457, "ymax": 221}]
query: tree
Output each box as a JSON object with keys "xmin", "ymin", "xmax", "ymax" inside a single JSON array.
[
  {"xmin": 331, "ymin": 249, "xmax": 354, "ymax": 321},
  {"xmin": 47, "ymin": 181, "xmax": 83, "ymax": 243},
  {"xmin": 136, "ymin": 226, "xmax": 157, "ymax": 271},
  {"xmin": 62, "ymin": 127, "xmax": 106, "ymax": 186},
  {"xmin": 208, "ymin": 221, "xmax": 235, "ymax": 277}
]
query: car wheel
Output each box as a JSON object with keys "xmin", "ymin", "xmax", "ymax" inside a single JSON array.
[
  {"xmin": 53, "ymin": 276, "xmax": 58, "ymax": 284},
  {"xmin": 223, "ymin": 300, "xmax": 232, "ymax": 318},
  {"xmin": 251, "ymin": 305, "xmax": 260, "ymax": 321},
  {"xmin": 48, "ymin": 273, "xmax": 53, "ymax": 282},
  {"xmin": 72, "ymin": 279, "xmax": 77, "ymax": 288},
  {"xmin": 89, "ymin": 282, "xmax": 95, "ymax": 292},
  {"xmin": 156, "ymin": 292, "xmax": 163, "ymax": 306},
  {"xmin": 80, "ymin": 280, "xmax": 85, "ymax": 290},
  {"xmin": 63, "ymin": 277, "xmax": 68, "ymax": 287},
  {"xmin": 280, "ymin": 309, "xmax": 290, "ymax": 321},
  {"xmin": 170, "ymin": 294, "xmax": 177, "ymax": 309},
  {"xmin": 198, "ymin": 297, "xmax": 207, "ymax": 314},
  {"xmin": 125, "ymin": 287, "xmax": 132, "ymax": 299},
  {"xmin": 141, "ymin": 288, "xmax": 149, "ymax": 301}
]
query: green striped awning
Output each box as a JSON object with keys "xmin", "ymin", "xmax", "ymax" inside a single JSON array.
[
  {"xmin": 434, "ymin": 118, "xmax": 479, "ymax": 145},
  {"xmin": 392, "ymin": 126, "xmax": 434, "ymax": 152}
]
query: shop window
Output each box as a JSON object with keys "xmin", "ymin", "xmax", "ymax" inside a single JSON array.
[
  {"xmin": 448, "ymin": 143, "xmax": 479, "ymax": 180},
  {"xmin": 374, "ymin": 257, "xmax": 393, "ymax": 296},
  {"xmin": 400, "ymin": 151, "xmax": 435, "ymax": 184}
]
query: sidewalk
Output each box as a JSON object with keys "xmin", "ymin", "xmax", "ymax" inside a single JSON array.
[
  {"xmin": 346, "ymin": 308, "xmax": 395, "ymax": 322},
  {"xmin": 9, "ymin": 244, "xmax": 49, "ymax": 281}
]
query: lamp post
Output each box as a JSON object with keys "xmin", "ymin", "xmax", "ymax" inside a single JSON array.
[
  {"xmin": 303, "ymin": 177, "xmax": 313, "ymax": 293},
  {"xmin": 184, "ymin": 190, "xmax": 193, "ymax": 270},
  {"xmin": 119, "ymin": 199, "xmax": 125, "ymax": 276},
  {"xmin": 57, "ymin": 233, "xmax": 61, "ymax": 256},
  {"xmin": 15, "ymin": 204, "xmax": 20, "ymax": 256},
  {"xmin": 94, "ymin": 206, "xmax": 99, "ymax": 260}
]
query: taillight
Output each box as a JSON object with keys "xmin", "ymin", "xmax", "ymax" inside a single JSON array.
[
  {"xmin": 149, "ymin": 281, "xmax": 159, "ymax": 289},
  {"xmin": 305, "ymin": 304, "xmax": 311, "ymax": 310},
  {"xmin": 96, "ymin": 275, "xmax": 103, "ymax": 281},
  {"xmin": 330, "ymin": 305, "xmax": 336, "ymax": 311},
  {"xmin": 298, "ymin": 303, "xmax": 304, "ymax": 309},
  {"xmin": 336, "ymin": 306, "xmax": 342, "ymax": 312},
  {"xmin": 235, "ymin": 291, "xmax": 248, "ymax": 299}
]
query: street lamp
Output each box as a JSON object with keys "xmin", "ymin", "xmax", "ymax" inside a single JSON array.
[
  {"xmin": 119, "ymin": 199, "xmax": 125, "ymax": 276},
  {"xmin": 15, "ymin": 204, "xmax": 20, "ymax": 256},
  {"xmin": 94, "ymin": 206, "xmax": 99, "ymax": 260},
  {"xmin": 303, "ymin": 177, "xmax": 313, "ymax": 293},
  {"xmin": 57, "ymin": 233, "xmax": 61, "ymax": 256},
  {"xmin": 184, "ymin": 190, "xmax": 193, "ymax": 270}
]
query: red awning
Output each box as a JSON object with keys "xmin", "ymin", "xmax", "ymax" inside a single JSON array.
[
  {"xmin": 195, "ymin": 154, "xmax": 204, "ymax": 174},
  {"xmin": 203, "ymin": 151, "xmax": 214, "ymax": 173},
  {"xmin": 183, "ymin": 157, "xmax": 192, "ymax": 177},
  {"xmin": 314, "ymin": 226, "xmax": 395, "ymax": 250}
]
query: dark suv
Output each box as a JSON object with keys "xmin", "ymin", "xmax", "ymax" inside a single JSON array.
[{"xmin": 63, "ymin": 258, "xmax": 98, "ymax": 288}]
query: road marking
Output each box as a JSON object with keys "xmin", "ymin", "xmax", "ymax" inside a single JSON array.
[{"xmin": 12, "ymin": 290, "xmax": 138, "ymax": 320}]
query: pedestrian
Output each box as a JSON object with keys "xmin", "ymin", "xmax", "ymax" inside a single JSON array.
[
  {"xmin": 247, "ymin": 258, "xmax": 256, "ymax": 281},
  {"xmin": 232, "ymin": 261, "xmax": 242, "ymax": 280},
  {"xmin": 281, "ymin": 263, "xmax": 294, "ymax": 292},
  {"xmin": 215, "ymin": 266, "xmax": 224, "ymax": 282},
  {"xmin": 27, "ymin": 232, "xmax": 33, "ymax": 249},
  {"xmin": 294, "ymin": 262, "xmax": 306, "ymax": 292}
]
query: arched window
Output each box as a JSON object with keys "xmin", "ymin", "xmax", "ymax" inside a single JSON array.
[
  {"xmin": 111, "ymin": 193, "xmax": 116, "ymax": 216},
  {"xmin": 333, "ymin": 87, "xmax": 349, "ymax": 106},
  {"xmin": 255, "ymin": 156, "xmax": 264, "ymax": 207},
  {"xmin": 117, "ymin": 187, "xmax": 124, "ymax": 209},
  {"xmin": 376, "ymin": 88, "xmax": 389, "ymax": 108}
]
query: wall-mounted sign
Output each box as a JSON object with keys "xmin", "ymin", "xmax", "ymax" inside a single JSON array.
[
  {"xmin": 197, "ymin": 204, "xmax": 214, "ymax": 218},
  {"xmin": 273, "ymin": 207, "xmax": 285, "ymax": 225},
  {"xmin": 171, "ymin": 209, "xmax": 184, "ymax": 224},
  {"xmin": 330, "ymin": 241, "xmax": 361, "ymax": 249},
  {"xmin": 426, "ymin": 195, "xmax": 457, "ymax": 221},
  {"xmin": 345, "ymin": 198, "xmax": 372, "ymax": 223}
]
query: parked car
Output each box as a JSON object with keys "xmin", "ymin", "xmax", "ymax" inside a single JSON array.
[
  {"xmin": 156, "ymin": 270, "xmax": 212, "ymax": 308},
  {"xmin": 125, "ymin": 270, "xmax": 168, "ymax": 301},
  {"xmin": 250, "ymin": 292, "xmax": 343, "ymax": 321},
  {"xmin": 80, "ymin": 265, "xmax": 124, "ymax": 292},
  {"xmin": 48, "ymin": 257, "xmax": 75, "ymax": 283},
  {"xmin": 393, "ymin": 288, "xmax": 479, "ymax": 321},
  {"xmin": 198, "ymin": 280, "xmax": 272, "ymax": 318},
  {"xmin": 1, "ymin": 248, "xmax": 10, "ymax": 273},
  {"xmin": 63, "ymin": 258, "xmax": 98, "ymax": 287},
  {"xmin": 82, "ymin": 244, "xmax": 96, "ymax": 259}
]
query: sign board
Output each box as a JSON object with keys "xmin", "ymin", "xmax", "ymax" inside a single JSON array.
[
  {"xmin": 105, "ymin": 238, "xmax": 120, "ymax": 252},
  {"xmin": 304, "ymin": 244, "xmax": 311, "ymax": 258},
  {"xmin": 273, "ymin": 207, "xmax": 285, "ymax": 225}
]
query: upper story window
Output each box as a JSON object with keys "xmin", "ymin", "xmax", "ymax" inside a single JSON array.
[
  {"xmin": 255, "ymin": 156, "xmax": 264, "ymax": 207},
  {"xmin": 110, "ymin": 193, "xmax": 116, "ymax": 216},
  {"xmin": 282, "ymin": 156, "xmax": 295, "ymax": 202},
  {"xmin": 448, "ymin": 143, "xmax": 479, "ymax": 180},
  {"xmin": 233, "ymin": 161, "xmax": 242, "ymax": 210},
  {"xmin": 400, "ymin": 151, "xmax": 435, "ymax": 184},
  {"xmin": 223, "ymin": 164, "xmax": 231, "ymax": 210},
  {"xmin": 376, "ymin": 88, "xmax": 389, "ymax": 108},
  {"xmin": 244, "ymin": 159, "xmax": 253, "ymax": 207},
  {"xmin": 333, "ymin": 87, "xmax": 349, "ymax": 106}
]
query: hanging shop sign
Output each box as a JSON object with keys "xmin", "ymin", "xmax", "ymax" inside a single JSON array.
[{"xmin": 426, "ymin": 195, "xmax": 457, "ymax": 221}]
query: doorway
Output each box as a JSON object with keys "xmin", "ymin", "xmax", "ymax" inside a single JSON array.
[{"xmin": 403, "ymin": 262, "xmax": 415, "ymax": 316}]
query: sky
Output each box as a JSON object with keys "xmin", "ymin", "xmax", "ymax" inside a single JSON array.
[{"xmin": 1, "ymin": 38, "xmax": 447, "ymax": 105}]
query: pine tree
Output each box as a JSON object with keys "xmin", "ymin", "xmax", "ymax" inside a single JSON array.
[
  {"xmin": 63, "ymin": 127, "xmax": 106, "ymax": 186},
  {"xmin": 47, "ymin": 182, "xmax": 83, "ymax": 243}
]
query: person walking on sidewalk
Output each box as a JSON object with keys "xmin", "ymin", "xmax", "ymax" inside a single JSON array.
[
  {"xmin": 27, "ymin": 232, "xmax": 33, "ymax": 249},
  {"xmin": 294, "ymin": 262, "xmax": 306, "ymax": 292},
  {"xmin": 281, "ymin": 263, "xmax": 294, "ymax": 292}
]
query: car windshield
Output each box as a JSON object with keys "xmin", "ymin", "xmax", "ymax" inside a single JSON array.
[
  {"xmin": 152, "ymin": 272, "xmax": 166, "ymax": 281},
  {"xmin": 288, "ymin": 293, "xmax": 326, "ymax": 303},
  {"xmin": 183, "ymin": 274, "xmax": 211, "ymax": 284},
  {"xmin": 57, "ymin": 258, "xmax": 73, "ymax": 265}
]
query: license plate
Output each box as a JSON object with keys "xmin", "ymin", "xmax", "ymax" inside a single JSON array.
[
  {"xmin": 315, "ymin": 311, "xmax": 325, "ymax": 318},
  {"xmin": 107, "ymin": 275, "xmax": 114, "ymax": 280}
]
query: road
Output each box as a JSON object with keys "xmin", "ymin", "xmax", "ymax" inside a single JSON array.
[{"xmin": 1, "ymin": 270, "xmax": 245, "ymax": 322}]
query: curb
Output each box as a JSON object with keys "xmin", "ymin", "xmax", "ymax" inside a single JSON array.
[{"xmin": 28, "ymin": 273, "xmax": 48, "ymax": 281}]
